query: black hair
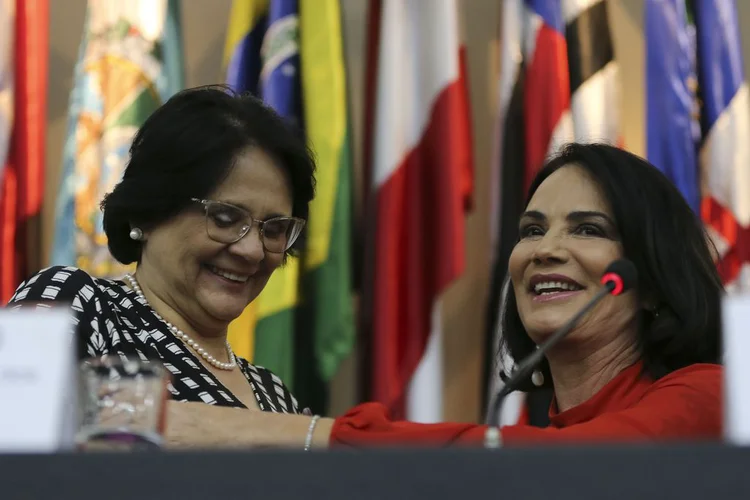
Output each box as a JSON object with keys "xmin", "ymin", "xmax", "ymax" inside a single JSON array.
[
  {"xmin": 101, "ymin": 84, "xmax": 316, "ymax": 264},
  {"xmin": 500, "ymin": 143, "xmax": 723, "ymax": 391}
]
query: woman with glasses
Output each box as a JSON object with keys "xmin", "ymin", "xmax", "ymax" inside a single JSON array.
[{"xmin": 8, "ymin": 85, "xmax": 315, "ymax": 426}]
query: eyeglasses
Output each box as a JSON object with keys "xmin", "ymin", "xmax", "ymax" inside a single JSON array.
[{"xmin": 191, "ymin": 198, "xmax": 305, "ymax": 253}]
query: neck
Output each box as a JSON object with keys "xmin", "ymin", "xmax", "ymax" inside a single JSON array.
[
  {"xmin": 129, "ymin": 270, "xmax": 231, "ymax": 364},
  {"xmin": 546, "ymin": 335, "xmax": 639, "ymax": 413}
]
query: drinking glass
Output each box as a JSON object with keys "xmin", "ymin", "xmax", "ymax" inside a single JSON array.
[{"xmin": 76, "ymin": 357, "xmax": 168, "ymax": 451}]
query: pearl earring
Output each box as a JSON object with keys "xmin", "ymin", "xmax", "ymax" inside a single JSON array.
[
  {"xmin": 129, "ymin": 228, "xmax": 143, "ymax": 241},
  {"xmin": 531, "ymin": 369, "xmax": 544, "ymax": 387}
]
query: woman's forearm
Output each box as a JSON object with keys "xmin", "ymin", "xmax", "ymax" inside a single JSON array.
[{"xmin": 164, "ymin": 401, "xmax": 335, "ymax": 449}]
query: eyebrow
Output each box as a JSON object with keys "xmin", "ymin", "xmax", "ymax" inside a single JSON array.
[
  {"xmin": 520, "ymin": 210, "xmax": 616, "ymax": 226},
  {"xmin": 217, "ymin": 199, "xmax": 289, "ymax": 220}
]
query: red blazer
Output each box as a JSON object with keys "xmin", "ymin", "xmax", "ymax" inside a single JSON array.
[{"xmin": 330, "ymin": 363, "xmax": 722, "ymax": 447}]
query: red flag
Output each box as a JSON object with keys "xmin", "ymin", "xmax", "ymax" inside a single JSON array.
[
  {"xmin": 365, "ymin": 0, "xmax": 473, "ymax": 422},
  {"xmin": 486, "ymin": 0, "xmax": 573, "ymax": 427},
  {"xmin": 485, "ymin": 0, "xmax": 620, "ymax": 426},
  {"xmin": 0, "ymin": 0, "xmax": 47, "ymax": 302},
  {"xmin": 523, "ymin": 1, "xmax": 571, "ymax": 192}
]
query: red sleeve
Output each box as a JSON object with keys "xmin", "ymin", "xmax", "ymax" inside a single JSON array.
[
  {"xmin": 329, "ymin": 366, "xmax": 721, "ymax": 447},
  {"xmin": 330, "ymin": 402, "xmax": 487, "ymax": 447}
]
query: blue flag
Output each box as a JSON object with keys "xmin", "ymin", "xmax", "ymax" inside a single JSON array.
[
  {"xmin": 223, "ymin": 0, "xmax": 303, "ymax": 384},
  {"xmin": 647, "ymin": 0, "xmax": 750, "ymax": 290},
  {"xmin": 645, "ymin": 0, "xmax": 701, "ymax": 213},
  {"xmin": 225, "ymin": 0, "xmax": 303, "ymax": 127},
  {"xmin": 693, "ymin": 0, "xmax": 745, "ymax": 129}
]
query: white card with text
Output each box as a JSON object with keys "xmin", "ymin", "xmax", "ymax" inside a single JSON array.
[
  {"xmin": 0, "ymin": 307, "xmax": 77, "ymax": 452},
  {"xmin": 723, "ymin": 294, "xmax": 750, "ymax": 445}
]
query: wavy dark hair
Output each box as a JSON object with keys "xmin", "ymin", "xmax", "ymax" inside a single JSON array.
[
  {"xmin": 500, "ymin": 143, "xmax": 723, "ymax": 392},
  {"xmin": 101, "ymin": 84, "xmax": 316, "ymax": 264}
]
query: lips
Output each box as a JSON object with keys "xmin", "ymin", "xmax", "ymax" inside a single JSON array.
[
  {"xmin": 528, "ymin": 274, "xmax": 584, "ymax": 296},
  {"xmin": 205, "ymin": 265, "xmax": 251, "ymax": 284}
]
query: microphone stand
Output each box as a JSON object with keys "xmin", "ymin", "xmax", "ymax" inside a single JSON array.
[{"xmin": 483, "ymin": 281, "xmax": 616, "ymax": 447}]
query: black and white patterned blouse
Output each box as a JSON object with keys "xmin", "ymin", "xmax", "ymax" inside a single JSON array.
[{"xmin": 8, "ymin": 266, "xmax": 301, "ymax": 414}]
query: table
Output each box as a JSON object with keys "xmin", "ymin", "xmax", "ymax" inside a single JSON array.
[{"xmin": 2, "ymin": 444, "xmax": 748, "ymax": 499}]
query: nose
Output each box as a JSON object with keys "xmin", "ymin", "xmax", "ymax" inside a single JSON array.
[
  {"xmin": 531, "ymin": 231, "xmax": 568, "ymax": 265},
  {"xmin": 228, "ymin": 225, "xmax": 266, "ymax": 262}
]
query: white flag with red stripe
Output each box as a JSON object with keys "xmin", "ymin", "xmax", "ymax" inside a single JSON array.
[
  {"xmin": 367, "ymin": 0, "xmax": 473, "ymax": 423},
  {"xmin": 693, "ymin": 0, "xmax": 750, "ymax": 292}
]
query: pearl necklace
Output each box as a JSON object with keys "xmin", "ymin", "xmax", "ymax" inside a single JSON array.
[{"xmin": 123, "ymin": 273, "xmax": 237, "ymax": 371}]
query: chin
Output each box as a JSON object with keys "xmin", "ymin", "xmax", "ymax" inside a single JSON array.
[
  {"xmin": 214, "ymin": 306, "xmax": 248, "ymax": 323},
  {"xmin": 201, "ymin": 296, "xmax": 250, "ymax": 322},
  {"xmin": 523, "ymin": 316, "xmax": 565, "ymax": 341}
]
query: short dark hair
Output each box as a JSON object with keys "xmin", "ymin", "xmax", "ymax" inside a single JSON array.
[
  {"xmin": 101, "ymin": 84, "xmax": 316, "ymax": 264},
  {"xmin": 500, "ymin": 143, "xmax": 723, "ymax": 391}
]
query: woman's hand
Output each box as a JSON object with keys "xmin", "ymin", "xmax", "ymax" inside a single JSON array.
[
  {"xmin": 163, "ymin": 400, "xmax": 333, "ymax": 450},
  {"xmin": 164, "ymin": 400, "xmax": 232, "ymax": 449}
]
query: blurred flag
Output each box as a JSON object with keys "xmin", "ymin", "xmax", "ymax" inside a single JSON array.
[
  {"xmin": 365, "ymin": 0, "xmax": 473, "ymax": 422},
  {"xmin": 52, "ymin": 0, "xmax": 184, "ymax": 277},
  {"xmin": 693, "ymin": 0, "xmax": 750, "ymax": 292},
  {"xmin": 0, "ymin": 0, "xmax": 16, "ymax": 302},
  {"xmin": 0, "ymin": 0, "xmax": 12, "ymax": 172},
  {"xmin": 0, "ymin": 0, "xmax": 47, "ymax": 303},
  {"xmin": 223, "ymin": 0, "xmax": 303, "ymax": 386},
  {"xmin": 486, "ymin": 0, "xmax": 569, "ymax": 427},
  {"xmin": 486, "ymin": 0, "xmax": 573, "ymax": 427},
  {"xmin": 522, "ymin": 0, "xmax": 572, "ymax": 193},
  {"xmin": 645, "ymin": 0, "xmax": 749, "ymax": 291},
  {"xmin": 564, "ymin": 0, "xmax": 620, "ymax": 144},
  {"xmin": 295, "ymin": 0, "xmax": 355, "ymax": 410},
  {"xmin": 645, "ymin": 0, "xmax": 701, "ymax": 213},
  {"xmin": 485, "ymin": 0, "xmax": 620, "ymax": 425},
  {"xmin": 224, "ymin": 0, "xmax": 355, "ymax": 406}
]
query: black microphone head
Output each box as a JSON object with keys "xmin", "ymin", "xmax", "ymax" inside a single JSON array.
[{"xmin": 600, "ymin": 259, "xmax": 638, "ymax": 296}]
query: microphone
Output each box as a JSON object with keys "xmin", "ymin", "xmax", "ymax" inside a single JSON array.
[{"xmin": 483, "ymin": 259, "xmax": 637, "ymax": 445}]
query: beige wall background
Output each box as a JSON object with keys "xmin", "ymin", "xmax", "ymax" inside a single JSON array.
[{"xmin": 44, "ymin": 0, "xmax": 750, "ymax": 422}]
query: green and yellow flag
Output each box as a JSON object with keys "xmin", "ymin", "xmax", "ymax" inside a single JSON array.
[
  {"xmin": 223, "ymin": 0, "xmax": 354, "ymax": 402},
  {"xmin": 295, "ymin": 0, "xmax": 355, "ymax": 406},
  {"xmin": 223, "ymin": 0, "xmax": 301, "ymax": 385}
]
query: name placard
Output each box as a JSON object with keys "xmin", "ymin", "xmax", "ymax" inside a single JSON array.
[
  {"xmin": 0, "ymin": 307, "xmax": 77, "ymax": 452},
  {"xmin": 723, "ymin": 294, "xmax": 750, "ymax": 444}
]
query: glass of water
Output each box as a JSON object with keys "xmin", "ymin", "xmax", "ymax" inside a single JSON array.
[{"xmin": 77, "ymin": 357, "xmax": 169, "ymax": 451}]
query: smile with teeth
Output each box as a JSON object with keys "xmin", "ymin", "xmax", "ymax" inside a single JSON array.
[
  {"xmin": 533, "ymin": 281, "xmax": 582, "ymax": 295},
  {"xmin": 207, "ymin": 265, "xmax": 250, "ymax": 283}
]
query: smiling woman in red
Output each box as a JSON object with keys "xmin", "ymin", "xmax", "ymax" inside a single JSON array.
[
  {"xmin": 150, "ymin": 143, "xmax": 723, "ymax": 450},
  {"xmin": 322, "ymin": 143, "xmax": 723, "ymax": 448}
]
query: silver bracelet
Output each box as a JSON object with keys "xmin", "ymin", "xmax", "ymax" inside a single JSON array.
[{"xmin": 304, "ymin": 415, "xmax": 321, "ymax": 451}]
